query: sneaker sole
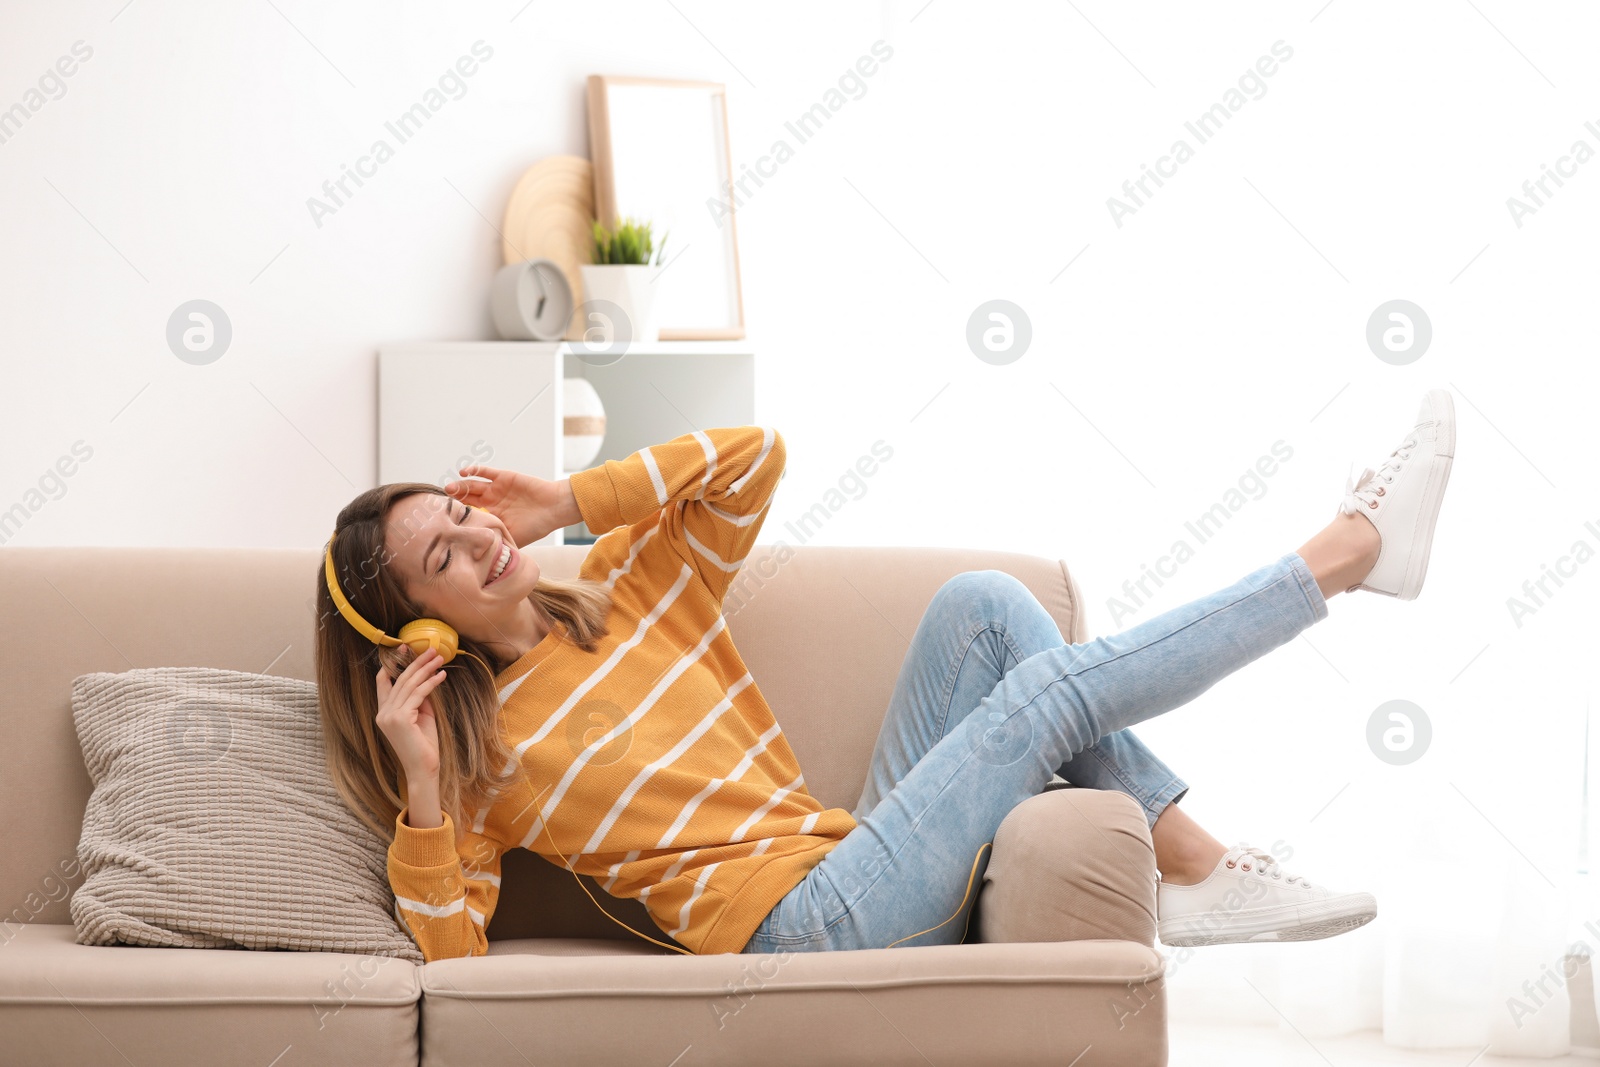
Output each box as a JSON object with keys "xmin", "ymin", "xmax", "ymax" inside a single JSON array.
[
  {"xmin": 1359, "ymin": 389, "xmax": 1456, "ymax": 601},
  {"xmin": 1397, "ymin": 390, "xmax": 1455, "ymax": 601},
  {"xmin": 1158, "ymin": 895, "xmax": 1378, "ymax": 947},
  {"xmin": 1161, "ymin": 909, "xmax": 1376, "ymax": 947}
]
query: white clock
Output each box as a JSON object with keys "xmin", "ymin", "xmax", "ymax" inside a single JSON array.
[{"xmin": 490, "ymin": 258, "xmax": 575, "ymax": 342}]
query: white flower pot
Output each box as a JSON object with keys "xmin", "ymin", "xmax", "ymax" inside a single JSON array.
[
  {"xmin": 562, "ymin": 377, "xmax": 607, "ymax": 472},
  {"xmin": 578, "ymin": 263, "xmax": 660, "ymax": 343}
]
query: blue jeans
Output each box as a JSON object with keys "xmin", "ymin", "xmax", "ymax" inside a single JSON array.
[{"xmin": 738, "ymin": 552, "xmax": 1329, "ymax": 954}]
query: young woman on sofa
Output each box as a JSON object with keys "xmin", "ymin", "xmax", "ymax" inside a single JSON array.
[{"xmin": 313, "ymin": 389, "xmax": 1454, "ymax": 961}]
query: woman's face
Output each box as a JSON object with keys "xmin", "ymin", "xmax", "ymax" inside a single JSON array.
[{"xmin": 383, "ymin": 493, "xmax": 545, "ymax": 654}]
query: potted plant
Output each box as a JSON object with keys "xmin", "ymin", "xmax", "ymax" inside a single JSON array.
[{"xmin": 580, "ymin": 216, "xmax": 668, "ymax": 343}]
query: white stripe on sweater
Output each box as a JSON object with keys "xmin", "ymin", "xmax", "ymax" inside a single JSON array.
[
  {"xmin": 656, "ymin": 720, "xmax": 783, "ymax": 848},
  {"xmin": 727, "ymin": 427, "xmax": 775, "ymax": 496},
  {"xmin": 730, "ymin": 772, "xmax": 806, "ymax": 843},
  {"xmin": 602, "ymin": 524, "xmax": 661, "ymax": 590},
  {"xmin": 398, "ymin": 889, "xmax": 488, "ymax": 928},
  {"xmin": 691, "ymin": 430, "xmax": 717, "ymax": 499},
  {"xmin": 513, "ymin": 565, "xmax": 694, "ymax": 755},
  {"xmin": 641, "ymin": 447, "xmax": 668, "ymax": 505},
  {"xmin": 396, "ymin": 894, "xmax": 464, "ymax": 919},
  {"xmin": 604, "ymin": 849, "xmax": 641, "ymax": 892},
  {"xmin": 699, "ymin": 499, "xmax": 765, "ymax": 526},
  {"xmin": 520, "ymin": 611, "xmax": 730, "ymax": 848},
  {"xmin": 582, "ymin": 673, "xmax": 756, "ymax": 853},
  {"xmin": 683, "ymin": 525, "xmax": 742, "ymax": 572},
  {"xmin": 670, "ymin": 860, "xmax": 722, "ymax": 939},
  {"xmin": 661, "ymin": 848, "xmax": 700, "ymax": 883},
  {"xmin": 489, "ymin": 524, "xmax": 665, "ymax": 751},
  {"xmin": 490, "ymin": 566, "xmax": 694, "ymax": 837}
]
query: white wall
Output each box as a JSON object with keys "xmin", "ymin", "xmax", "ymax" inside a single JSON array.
[{"xmin": 5, "ymin": 0, "xmax": 1599, "ymax": 1031}]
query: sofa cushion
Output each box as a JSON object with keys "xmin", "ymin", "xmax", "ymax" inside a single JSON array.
[
  {"xmin": 0, "ymin": 924, "xmax": 419, "ymax": 1066},
  {"xmin": 420, "ymin": 938, "xmax": 1167, "ymax": 1066},
  {"xmin": 69, "ymin": 667, "xmax": 423, "ymax": 963},
  {"xmin": 973, "ymin": 787, "xmax": 1160, "ymax": 947}
]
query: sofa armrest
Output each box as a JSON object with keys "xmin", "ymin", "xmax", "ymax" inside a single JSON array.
[{"xmin": 970, "ymin": 787, "xmax": 1158, "ymax": 947}]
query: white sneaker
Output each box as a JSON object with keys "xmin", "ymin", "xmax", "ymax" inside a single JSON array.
[
  {"xmin": 1157, "ymin": 842, "xmax": 1377, "ymax": 947},
  {"xmin": 1338, "ymin": 388, "xmax": 1456, "ymax": 600}
]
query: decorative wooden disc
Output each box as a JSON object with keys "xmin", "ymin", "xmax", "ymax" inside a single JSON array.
[{"xmin": 502, "ymin": 156, "xmax": 594, "ymax": 342}]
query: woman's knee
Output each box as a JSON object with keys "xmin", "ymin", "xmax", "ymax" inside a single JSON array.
[{"xmin": 934, "ymin": 569, "xmax": 1035, "ymax": 620}]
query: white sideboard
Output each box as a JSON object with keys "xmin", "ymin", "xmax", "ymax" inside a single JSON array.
[{"xmin": 377, "ymin": 341, "xmax": 756, "ymax": 546}]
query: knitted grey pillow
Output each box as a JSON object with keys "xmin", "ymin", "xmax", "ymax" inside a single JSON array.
[{"xmin": 69, "ymin": 667, "xmax": 423, "ymax": 963}]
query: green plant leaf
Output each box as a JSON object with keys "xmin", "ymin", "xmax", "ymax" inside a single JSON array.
[
  {"xmin": 590, "ymin": 218, "xmax": 613, "ymax": 264},
  {"xmin": 588, "ymin": 215, "xmax": 662, "ymax": 266}
]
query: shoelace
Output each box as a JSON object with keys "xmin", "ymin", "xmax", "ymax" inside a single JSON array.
[
  {"xmin": 1337, "ymin": 434, "xmax": 1417, "ymax": 516},
  {"xmin": 1225, "ymin": 843, "xmax": 1311, "ymax": 887}
]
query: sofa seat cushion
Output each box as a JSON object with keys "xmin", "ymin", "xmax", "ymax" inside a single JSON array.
[
  {"xmin": 485, "ymin": 936, "xmax": 677, "ymax": 957},
  {"xmin": 421, "ymin": 939, "xmax": 1167, "ymax": 1066},
  {"xmin": 0, "ymin": 924, "xmax": 420, "ymax": 1066}
]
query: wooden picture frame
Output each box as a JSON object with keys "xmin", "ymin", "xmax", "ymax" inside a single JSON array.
[{"xmin": 586, "ymin": 75, "xmax": 746, "ymax": 341}]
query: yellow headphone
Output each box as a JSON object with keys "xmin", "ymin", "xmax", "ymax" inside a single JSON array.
[
  {"xmin": 323, "ymin": 502, "xmax": 989, "ymax": 955},
  {"xmin": 323, "ymin": 507, "xmax": 485, "ymax": 673}
]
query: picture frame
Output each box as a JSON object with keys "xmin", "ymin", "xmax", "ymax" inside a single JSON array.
[{"xmin": 586, "ymin": 75, "xmax": 746, "ymax": 340}]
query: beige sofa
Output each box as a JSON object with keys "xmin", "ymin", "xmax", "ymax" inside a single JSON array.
[{"xmin": 0, "ymin": 542, "xmax": 1168, "ymax": 1066}]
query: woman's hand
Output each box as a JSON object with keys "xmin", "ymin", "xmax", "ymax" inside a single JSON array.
[
  {"xmin": 444, "ymin": 464, "xmax": 578, "ymax": 547},
  {"xmin": 375, "ymin": 647, "xmax": 446, "ymax": 778}
]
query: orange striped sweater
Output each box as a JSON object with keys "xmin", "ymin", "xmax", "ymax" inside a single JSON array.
[{"xmin": 386, "ymin": 425, "xmax": 860, "ymax": 959}]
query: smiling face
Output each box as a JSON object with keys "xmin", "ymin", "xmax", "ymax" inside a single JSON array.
[{"xmin": 383, "ymin": 492, "xmax": 550, "ymax": 661}]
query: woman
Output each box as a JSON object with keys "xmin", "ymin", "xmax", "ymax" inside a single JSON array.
[{"xmin": 314, "ymin": 389, "xmax": 1454, "ymax": 961}]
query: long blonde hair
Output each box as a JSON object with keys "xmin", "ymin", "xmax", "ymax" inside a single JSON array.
[{"xmin": 313, "ymin": 482, "xmax": 612, "ymax": 843}]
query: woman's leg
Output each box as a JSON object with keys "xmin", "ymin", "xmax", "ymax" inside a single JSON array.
[
  {"xmin": 848, "ymin": 568, "xmax": 1191, "ymax": 831},
  {"xmin": 843, "ymin": 509, "xmax": 1381, "ymax": 886},
  {"xmin": 847, "ymin": 567, "xmax": 1237, "ymax": 889},
  {"xmin": 742, "ymin": 549, "xmax": 1332, "ymax": 953}
]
